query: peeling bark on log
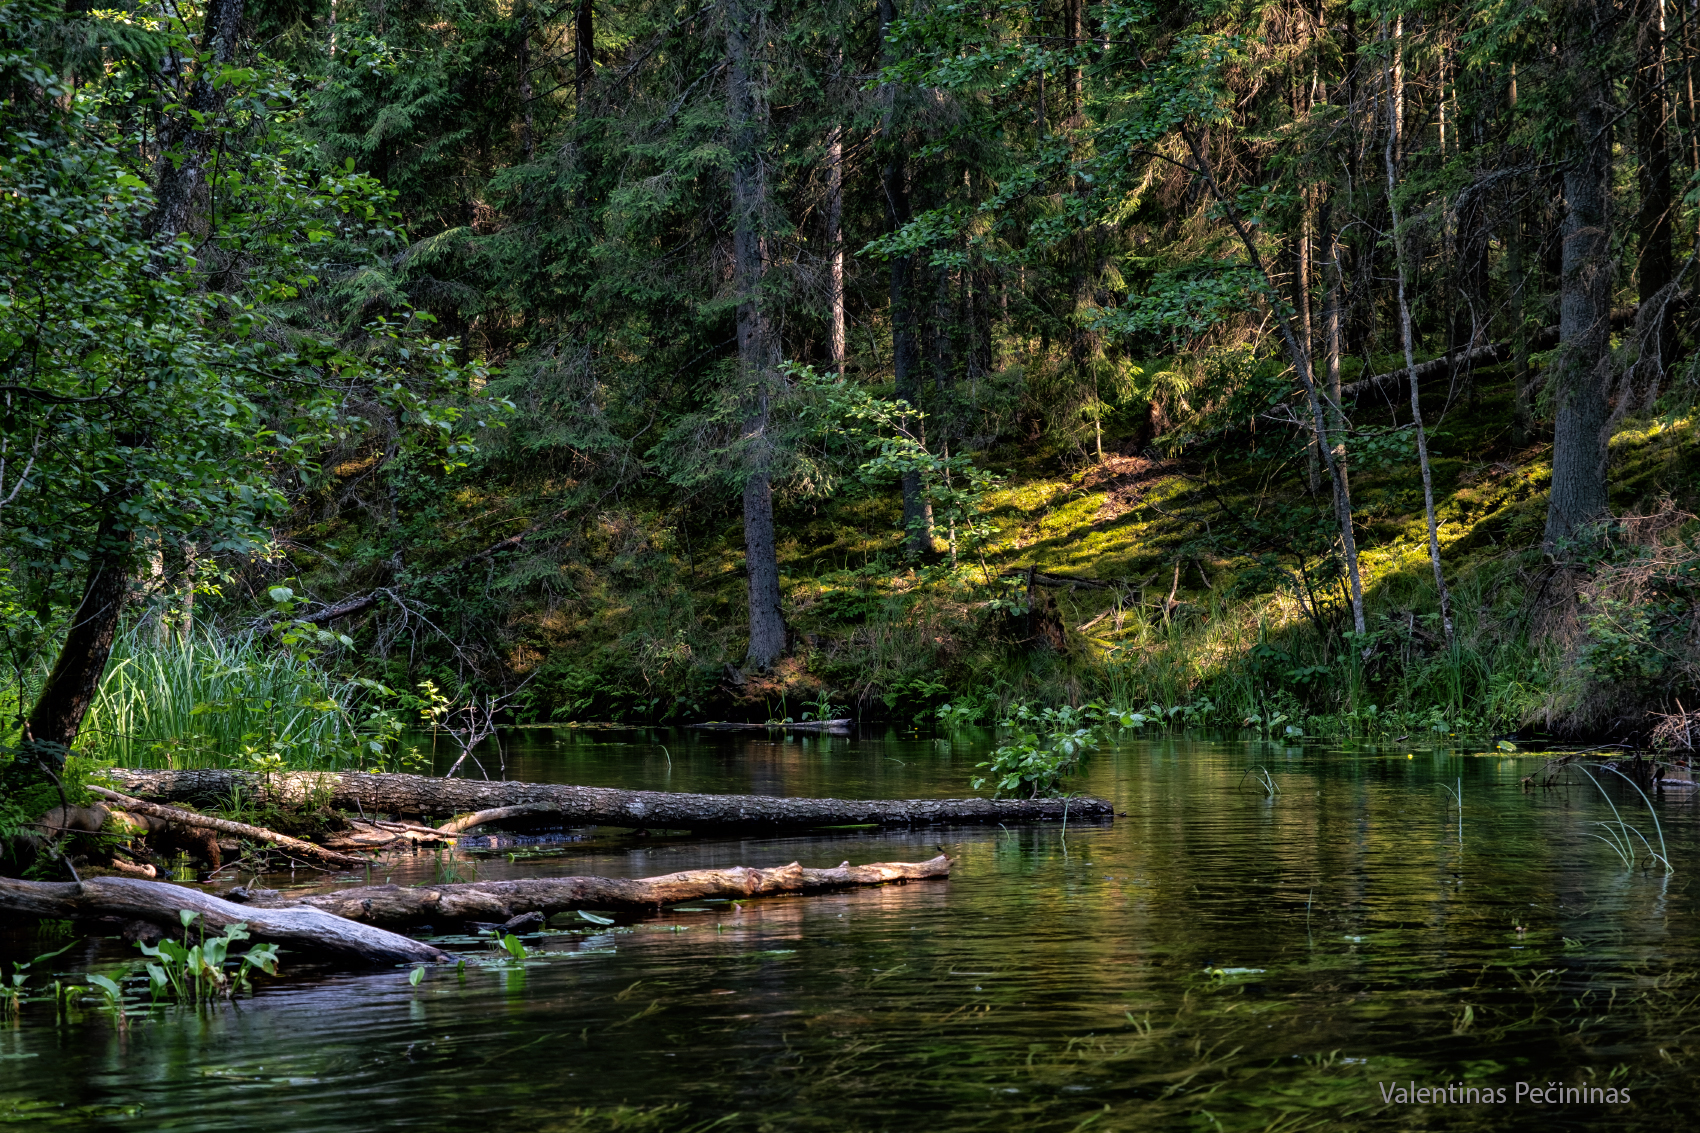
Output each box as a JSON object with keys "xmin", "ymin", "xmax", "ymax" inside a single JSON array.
[
  {"xmin": 0, "ymin": 876, "xmax": 448, "ymax": 965},
  {"xmin": 235, "ymin": 855, "xmax": 952, "ymax": 927},
  {"xmin": 85, "ymin": 785, "xmax": 365, "ymax": 869},
  {"xmin": 103, "ymin": 769, "xmax": 1112, "ymax": 830},
  {"xmin": 0, "ymin": 857, "xmax": 949, "ymax": 965}
]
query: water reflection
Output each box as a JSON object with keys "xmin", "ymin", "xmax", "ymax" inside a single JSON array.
[{"xmin": 3, "ymin": 731, "xmax": 1697, "ymax": 1131}]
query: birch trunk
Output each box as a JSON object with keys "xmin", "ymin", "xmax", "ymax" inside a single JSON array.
[{"xmin": 1383, "ymin": 74, "xmax": 1456, "ymax": 644}]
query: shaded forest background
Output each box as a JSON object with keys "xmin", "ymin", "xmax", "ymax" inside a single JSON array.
[{"xmin": 3, "ymin": 0, "xmax": 1699, "ymax": 775}]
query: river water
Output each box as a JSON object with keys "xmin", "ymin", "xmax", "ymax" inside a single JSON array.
[{"xmin": 3, "ymin": 729, "xmax": 1698, "ymax": 1131}]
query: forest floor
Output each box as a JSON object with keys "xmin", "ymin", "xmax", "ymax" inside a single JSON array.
[{"xmin": 297, "ymin": 365, "xmax": 1699, "ymax": 743}]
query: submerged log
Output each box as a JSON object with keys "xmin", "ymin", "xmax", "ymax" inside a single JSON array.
[
  {"xmin": 236, "ymin": 854, "xmax": 951, "ymax": 927},
  {"xmin": 104, "ymin": 768, "xmax": 1112, "ymax": 831},
  {"xmin": 0, "ymin": 876, "xmax": 448, "ymax": 965}
]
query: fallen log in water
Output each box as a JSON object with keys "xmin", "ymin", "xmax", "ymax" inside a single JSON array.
[
  {"xmin": 0, "ymin": 855, "xmax": 949, "ymax": 965},
  {"xmin": 233, "ymin": 854, "xmax": 951, "ymax": 927},
  {"xmin": 104, "ymin": 768, "xmax": 1113, "ymax": 832},
  {"xmin": 0, "ymin": 876, "xmax": 448, "ymax": 965},
  {"xmin": 688, "ymin": 718, "xmax": 852, "ymax": 733}
]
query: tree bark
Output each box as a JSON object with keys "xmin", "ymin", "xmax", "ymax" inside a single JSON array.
[
  {"xmin": 826, "ymin": 44, "xmax": 846, "ymax": 375},
  {"xmin": 1546, "ymin": 5, "xmax": 1616, "ymax": 549},
  {"xmin": 0, "ymin": 876, "xmax": 448, "ymax": 965},
  {"xmin": 145, "ymin": 0, "xmax": 244, "ymax": 245},
  {"xmin": 1064, "ymin": 0, "xmax": 1083, "ymax": 124},
  {"xmin": 728, "ymin": 0, "xmax": 786, "ymax": 669},
  {"xmin": 518, "ymin": 0, "xmax": 535, "ymax": 161},
  {"xmin": 1320, "ymin": 197, "xmax": 1348, "ymax": 508},
  {"xmin": 26, "ymin": 509, "xmax": 132, "ymax": 751},
  {"xmin": 880, "ymin": 0, "xmax": 934, "ymax": 557},
  {"xmin": 1635, "ymin": 0, "xmax": 1673, "ymax": 380},
  {"xmin": 103, "ymin": 768, "xmax": 1116, "ymax": 830},
  {"xmin": 575, "ymin": 0, "xmax": 594, "ymax": 105},
  {"xmin": 235, "ymin": 855, "xmax": 952, "ymax": 926}
]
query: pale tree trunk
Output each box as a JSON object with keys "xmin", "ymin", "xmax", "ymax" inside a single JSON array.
[
  {"xmin": 146, "ymin": 0, "xmax": 244, "ymax": 246},
  {"xmin": 1383, "ymin": 70, "xmax": 1456, "ymax": 645},
  {"xmin": 879, "ymin": 0, "xmax": 933, "ymax": 556},
  {"xmin": 1320, "ymin": 196, "xmax": 1350, "ymax": 515},
  {"xmin": 729, "ymin": 0, "xmax": 786, "ymax": 669},
  {"xmin": 826, "ymin": 45, "xmax": 845, "ymax": 375},
  {"xmin": 1546, "ymin": 2, "xmax": 1616, "ymax": 549},
  {"xmin": 1298, "ymin": 191, "xmax": 1318, "ymax": 494}
]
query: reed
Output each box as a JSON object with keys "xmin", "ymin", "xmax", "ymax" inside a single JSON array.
[{"xmin": 78, "ymin": 626, "xmax": 368, "ymax": 770}]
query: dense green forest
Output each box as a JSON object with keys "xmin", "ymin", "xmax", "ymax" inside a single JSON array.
[{"xmin": 2, "ymin": 0, "xmax": 1698, "ymax": 790}]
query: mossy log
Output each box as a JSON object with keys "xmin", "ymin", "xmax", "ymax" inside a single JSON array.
[
  {"xmin": 103, "ymin": 768, "xmax": 1112, "ymax": 831},
  {"xmin": 231, "ymin": 854, "xmax": 951, "ymax": 927},
  {"xmin": 0, "ymin": 876, "xmax": 449, "ymax": 965},
  {"xmin": 85, "ymin": 785, "xmax": 365, "ymax": 868}
]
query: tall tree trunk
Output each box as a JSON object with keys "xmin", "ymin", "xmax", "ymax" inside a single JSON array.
[
  {"xmin": 26, "ymin": 510, "xmax": 133, "ymax": 751},
  {"xmin": 1636, "ymin": 0, "xmax": 1674, "ymax": 376},
  {"xmin": 826, "ymin": 45, "xmax": 845, "ymax": 375},
  {"xmin": 1384, "ymin": 76, "xmax": 1456, "ymax": 645},
  {"xmin": 1546, "ymin": 5, "xmax": 1616, "ymax": 549},
  {"xmin": 1297, "ymin": 192, "xmax": 1318, "ymax": 493},
  {"xmin": 518, "ymin": 0, "xmax": 534, "ymax": 161},
  {"xmin": 1507, "ymin": 66, "xmax": 1535, "ymax": 447},
  {"xmin": 728, "ymin": 0, "xmax": 786, "ymax": 669},
  {"xmin": 1509, "ymin": 194, "xmax": 1535, "ymax": 446},
  {"xmin": 879, "ymin": 0, "xmax": 933, "ymax": 557},
  {"xmin": 575, "ymin": 0, "xmax": 594, "ymax": 106},
  {"xmin": 1064, "ymin": 0, "xmax": 1083, "ymax": 125},
  {"xmin": 1320, "ymin": 195, "xmax": 1349, "ymax": 514},
  {"xmin": 145, "ymin": 0, "xmax": 244, "ymax": 246}
]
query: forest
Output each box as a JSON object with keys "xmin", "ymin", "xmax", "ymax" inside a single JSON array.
[
  {"xmin": 4, "ymin": 2, "xmax": 1700, "ymax": 1129},
  {"xmin": 0, "ymin": 0, "xmax": 1698, "ymax": 797}
]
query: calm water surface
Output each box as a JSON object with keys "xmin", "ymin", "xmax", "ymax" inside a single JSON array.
[{"xmin": 4, "ymin": 730, "xmax": 1699, "ymax": 1131}]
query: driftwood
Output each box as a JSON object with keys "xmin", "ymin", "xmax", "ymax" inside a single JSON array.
[
  {"xmin": 688, "ymin": 718, "xmax": 852, "ymax": 733},
  {"xmin": 85, "ymin": 785, "xmax": 366, "ymax": 869},
  {"xmin": 0, "ymin": 876, "xmax": 448, "ymax": 965},
  {"xmin": 104, "ymin": 768, "xmax": 1113, "ymax": 831},
  {"xmin": 0, "ymin": 856, "xmax": 949, "ymax": 965},
  {"xmin": 233, "ymin": 854, "xmax": 951, "ymax": 927}
]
